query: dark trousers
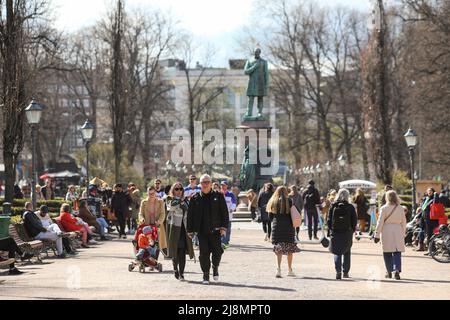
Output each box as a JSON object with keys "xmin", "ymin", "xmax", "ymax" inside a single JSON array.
[
  {"xmin": 334, "ymin": 250, "xmax": 351, "ymax": 274},
  {"xmin": 172, "ymin": 247, "xmax": 187, "ymax": 275},
  {"xmin": 383, "ymin": 252, "xmax": 402, "ymax": 273},
  {"xmin": 251, "ymin": 207, "xmax": 256, "ymax": 220},
  {"xmin": 198, "ymin": 231, "xmax": 224, "ymax": 278},
  {"xmin": 116, "ymin": 211, "xmax": 126, "ymax": 236},
  {"xmin": 425, "ymin": 219, "xmax": 439, "ymax": 243},
  {"xmin": 0, "ymin": 237, "xmax": 22, "ymax": 269},
  {"xmin": 263, "ymin": 221, "xmax": 272, "ymax": 238},
  {"xmin": 306, "ymin": 208, "xmax": 319, "ymax": 239}
]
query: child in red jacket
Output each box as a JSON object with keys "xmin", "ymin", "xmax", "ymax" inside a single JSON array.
[{"xmin": 136, "ymin": 226, "xmax": 157, "ymax": 261}]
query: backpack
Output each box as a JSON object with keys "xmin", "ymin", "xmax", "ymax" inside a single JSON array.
[{"xmin": 332, "ymin": 203, "xmax": 352, "ymax": 232}]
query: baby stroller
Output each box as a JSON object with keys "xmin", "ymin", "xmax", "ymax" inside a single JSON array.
[{"xmin": 128, "ymin": 224, "xmax": 163, "ymax": 273}]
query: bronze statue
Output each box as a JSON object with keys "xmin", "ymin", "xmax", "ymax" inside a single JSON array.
[
  {"xmin": 239, "ymin": 146, "xmax": 256, "ymax": 191},
  {"xmin": 244, "ymin": 48, "xmax": 269, "ymax": 121}
]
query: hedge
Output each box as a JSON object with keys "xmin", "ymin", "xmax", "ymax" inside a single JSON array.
[{"xmin": 0, "ymin": 199, "xmax": 72, "ymax": 213}]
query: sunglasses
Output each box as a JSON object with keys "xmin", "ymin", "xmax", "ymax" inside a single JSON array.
[
  {"xmin": 201, "ymin": 181, "xmax": 211, "ymax": 185},
  {"xmin": 174, "ymin": 188, "xmax": 183, "ymax": 192}
]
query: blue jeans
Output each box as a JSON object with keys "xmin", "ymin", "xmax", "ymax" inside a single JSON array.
[
  {"xmin": 192, "ymin": 235, "xmax": 199, "ymax": 246},
  {"xmin": 334, "ymin": 251, "xmax": 351, "ymax": 274},
  {"xmin": 136, "ymin": 247, "xmax": 157, "ymax": 260},
  {"xmin": 383, "ymin": 252, "xmax": 402, "ymax": 273},
  {"xmin": 96, "ymin": 218, "xmax": 109, "ymax": 236},
  {"xmin": 221, "ymin": 222, "xmax": 232, "ymax": 245}
]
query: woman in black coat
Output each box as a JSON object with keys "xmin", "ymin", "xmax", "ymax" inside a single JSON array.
[
  {"xmin": 327, "ymin": 189, "xmax": 357, "ymax": 280},
  {"xmin": 258, "ymin": 183, "xmax": 274, "ymax": 241},
  {"xmin": 267, "ymin": 186, "xmax": 300, "ymax": 279}
]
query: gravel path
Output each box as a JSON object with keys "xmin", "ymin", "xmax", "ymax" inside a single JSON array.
[{"xmin": 1, "ymin": 223, "xmax": 449, "ymax": 300}]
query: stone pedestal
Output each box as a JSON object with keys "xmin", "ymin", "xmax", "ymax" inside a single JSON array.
[
  {"xmin": 237, "ymin": 120, "xmax": 274, "ymax": 192},
  {"xmin": 234, "ymin": 192, "xmax": 252, "ymax": 221}
]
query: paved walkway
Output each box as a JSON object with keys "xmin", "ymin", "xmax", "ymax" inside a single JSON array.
[{"xmin": 1, "ymin": 223, "xmax": 449, "ymax": 300}]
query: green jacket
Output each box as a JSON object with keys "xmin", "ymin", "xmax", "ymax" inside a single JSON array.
[{"xmin": 245, "ymin": 58, "xmax": 269, "ymax": 97}]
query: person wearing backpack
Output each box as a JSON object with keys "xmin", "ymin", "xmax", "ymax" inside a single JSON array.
[
  {"xmin": 302, "ymin": 180, "xmax": 321, "ymax": 240},
  {"xmin": 327, "ymin": 189, "xmax": 357, "ymax": 280}
]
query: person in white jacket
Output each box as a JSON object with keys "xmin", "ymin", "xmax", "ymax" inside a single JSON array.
[
  {"xmin": 220, "ymin": 181, "xmax": 237, "ymax": 249},
  {"xmin": 374, "ymin": 190, "xmax": 407, "ymax": 280}
]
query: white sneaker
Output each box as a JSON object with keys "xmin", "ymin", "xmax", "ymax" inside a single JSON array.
[
  {"xmin": 202, "ymin": 280, "xmax": 210, "ymax": 285},
  {"xmin": 88, "ymin": 239, "xmax": 98, "ymax": 245},
  {"xmin": 276, "ymin": 269, "xmax": 282, "ymax": 278},
  {"xmin": 288, "ymin": 270, "xmax": 296, "ymax": 277}
]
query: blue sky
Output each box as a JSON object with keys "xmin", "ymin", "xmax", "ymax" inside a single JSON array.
[{"xmin": 53, "ymin": 0, "xmax": 373, "ymax": 66}]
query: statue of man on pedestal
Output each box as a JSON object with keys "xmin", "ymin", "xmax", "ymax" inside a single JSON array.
[{"xmin": 244, "ymin": 48, "xmax": 269, "ymax": 121}]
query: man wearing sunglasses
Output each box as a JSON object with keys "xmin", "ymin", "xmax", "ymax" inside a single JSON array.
[
  {"xmin": 184, "ymin": 175, "xmax": 201, "ymax": 200},
  {"xmin": 154, "ymin": 179, "xmax": 165, "ymax": 199},
  {"xmin": 187, "ymin": 174, "xmax": 229, "ymax": 285}
]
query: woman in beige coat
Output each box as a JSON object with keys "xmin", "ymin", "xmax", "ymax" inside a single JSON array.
[
  {"xmin": 375, "ymin": 190, "xmax": 407, "ymax": 280},
  {"xmin": 139, "ymin": 186, "xmax": 167, "ymax": 251}
]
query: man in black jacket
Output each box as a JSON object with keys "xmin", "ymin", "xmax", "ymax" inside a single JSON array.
[
  {"xmin": 302, "ymin": 180, "xmax": 321, "ymax": 240},
  {"xmin": 111, "ymin": 184, "xmax": 131, "ymax": 239},
  {"xmin": 187, "ymin": 174, "xmax": 229, "ymax": 285},
  {"xmin": 22, "ymin": 202, "xmax": 65, "ymax": 258}
]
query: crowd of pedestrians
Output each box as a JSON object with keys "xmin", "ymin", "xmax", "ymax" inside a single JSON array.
[{"xmin": 2, "ymin": 172, "xmax": 448, "ymax": 286}]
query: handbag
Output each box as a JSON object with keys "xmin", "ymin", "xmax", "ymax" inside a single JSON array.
[
  {"xmin": 291, "ymin": 205, "xmax": 302, "ymax": 229},
  {"xmin": 430, "ymin": 202, "xmax": 445, "ymax": 220}
]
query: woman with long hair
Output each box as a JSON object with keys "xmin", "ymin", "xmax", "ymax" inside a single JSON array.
[
  {"xmin": 267, "ymin": 186, "xmax": 301, "ymax": 278},
  {"xmin": 139, "ymin": 186, "xmax": 167, "ymax": 253},
  {"xmin": 165, "ymin": 182, "xmax": 195, "ymax": 281}
]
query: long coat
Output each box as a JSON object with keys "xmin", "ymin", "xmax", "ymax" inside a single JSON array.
[
  {"xmin": 244, "ymin": 58, "xmax": 269, "ymax": 97},
  {"xmin": 375, "ymin": 204, "xmax": 407, "ymax": 253},
  {"xmin": 165, "ymin": 197, "xmax": 195, "ymax": 260},
  {"xmin": 328, "ymin": 201, "xmax": 358, "ymax": 256},
  {"xmin": 139, "ymin": 198, "xmax": 167, "ymax": 250},
  {"xmin": 129, "ymin": 189, "xmax": 141, "ymax": 220}
]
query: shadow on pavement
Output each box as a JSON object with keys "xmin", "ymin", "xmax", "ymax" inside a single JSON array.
[
  {"xmin": 300, "ymin": 249, "xmax": 433, "ymax": 260},
  {"xmin": 186, "ymin": 280, "xmax": 296, "ymax": 292},
  {"xmin": 301, "ymin": 276, "xmax": 421, "ymax": 284},
  {"xmin": 227, "ymin": 244, "xmax": 272, "ymax": 252}
]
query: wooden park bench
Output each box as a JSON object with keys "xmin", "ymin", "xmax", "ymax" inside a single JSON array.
[
  {"xmin": 14, "ymin": 223, "xmax": 57, "ymax": 258},
  {"xmin": 8, "ymin": 224, "xmax": 43, "ymax": 263},
  {"xmin": 53, "ymin": 218, "xmax": 82, "ymax": 249}
]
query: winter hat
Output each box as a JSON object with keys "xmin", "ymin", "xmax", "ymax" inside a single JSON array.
[{"xmin": 142, "ymin": 226, "xmax": 153, "ymax": 236}]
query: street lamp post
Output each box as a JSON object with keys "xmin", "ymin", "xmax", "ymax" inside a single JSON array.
[
  {"xmin": 404, "ymin": 128, "xmax": 418, "ymax": 215},
  {"xmin": 81, "ymin": 120, "xmax": 95, "ymax": 197},
  {"xmin": 316, "ymin": 164, "xmax": 322, "ymax": 190},
  {"xmin": 325, "ymin": 161, "xmax": 332, "ymax": 191},
  {"xmin": 25, "ymin": 100, "xmax": 44, "ymax": 211},
  {"xmin": 338, "ymin": 155, "xmax": 347, "ymax": 181},
  {"xmin": 154, "ymin": 153, "xmax": 160, "ymax": 178},
  {"xmin": 166, "ymin": 160, "xmax": 173, "ymax": 184}
]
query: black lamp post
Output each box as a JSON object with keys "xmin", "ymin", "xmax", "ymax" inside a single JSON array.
[
  {"xmin": 316, "ymin": 164, "xmax": 322, "ymax": 190},
  {"xmin": 325, "ymin": 161, "xmax": 332, "ymax": 191},
  {"xmin": 25, "ymin": 100, "xmax": 44, "ymax": 211},
  {"xmin": 338, "ymin": 155, "xmax": 347, "ymax": 181},
  {"xmin": 404, "ymin": 128, "xmax": 418, "ymax": 214},
  {"xmin": 81, "ymin": 120, "xmax": 94, "ymax": 196},
  {"xmin": 154, "ymin": 153, "xmax": 160, "ymax": 178}
]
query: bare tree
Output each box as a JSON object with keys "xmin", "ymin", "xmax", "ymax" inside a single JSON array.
[{"xmin": 0, "ymin": 0, "xmax": 56, "ymax": 202}]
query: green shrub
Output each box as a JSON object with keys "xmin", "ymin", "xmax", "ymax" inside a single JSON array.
[{"xmin": 393, "ymin": 170, "xmax": 412, "ymax": 194}]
